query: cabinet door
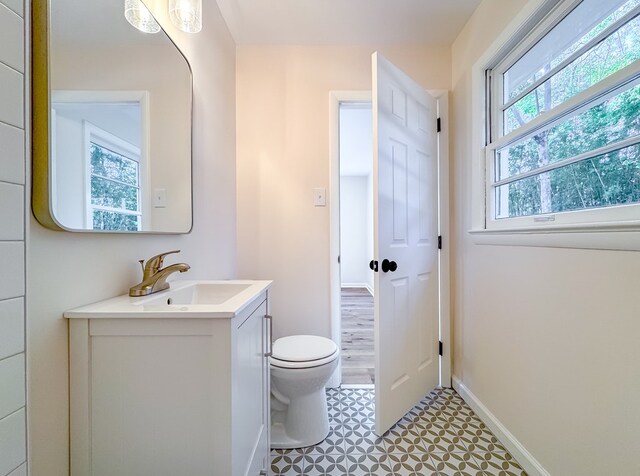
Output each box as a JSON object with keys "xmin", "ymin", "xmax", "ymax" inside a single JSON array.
[{"xmin": 233, "ymin": 300, "xmax": 269, "ymax": 476}]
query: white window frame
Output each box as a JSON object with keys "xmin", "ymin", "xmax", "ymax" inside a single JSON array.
[
  {"xmin": 469, "ymin": 0, "xmax": 640, "ymax": 251},
  {"xmin": 84, "ymin": 122, "xmax": 143, "ymax": 231}
]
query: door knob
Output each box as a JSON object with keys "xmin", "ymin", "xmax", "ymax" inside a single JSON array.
[
  {"xmin": 381, "ymin": 259, "xmax": 397, "ymax": 273},
  {"xmin": 369, "ymin": 260, "xmax": 378, "ymax": 272}
]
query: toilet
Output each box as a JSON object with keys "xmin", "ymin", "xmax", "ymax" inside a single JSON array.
[{"xmin": 270, "ymin": 335, "xmax": 340, "ymax": 449}]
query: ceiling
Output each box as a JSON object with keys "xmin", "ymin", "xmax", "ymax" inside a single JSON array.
[{"xmin": 215, "ymin": 0, "xmax": 482, "ymax": 46}]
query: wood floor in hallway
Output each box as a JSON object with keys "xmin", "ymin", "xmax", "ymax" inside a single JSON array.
[{"xmin": 341, "ymin": 287, "xmax": 375, "ymax": 385}]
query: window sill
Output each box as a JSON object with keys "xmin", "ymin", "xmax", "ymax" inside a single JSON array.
[{"xmin": 468, "ymin": 223, "xmax": 640, "ymax": 251}]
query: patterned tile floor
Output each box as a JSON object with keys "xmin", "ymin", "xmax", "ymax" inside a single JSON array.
[{"xmin": 271, "ymin": 387, "xmax": 527, "ymax": 476}]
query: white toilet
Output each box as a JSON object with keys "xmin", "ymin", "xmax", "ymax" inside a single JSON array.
[{"xmin": 270, "ymin": 335, "xmax": 340, "ymax": 449}]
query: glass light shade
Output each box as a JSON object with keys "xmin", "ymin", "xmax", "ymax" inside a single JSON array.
[
  {"xmin": 169, "ymin": 0, "xmax": 202, "ymax": 33},
  {"xmin": 124, "ymin": 0, "xmax": 161, "ymax": 34}
]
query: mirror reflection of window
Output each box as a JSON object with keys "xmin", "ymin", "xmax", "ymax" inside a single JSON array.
[
  {"xmin": 51, "ymin": 94, "xmax": 149, "ymax": 231},
  {"xmin": 87, "ymin": 125, "xmax": 142, "ymax": 231}
]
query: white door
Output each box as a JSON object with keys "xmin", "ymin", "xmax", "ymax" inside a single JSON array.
[{"xmin": 373, "ymin": 52, "xmax": 440, "ymax": 436}]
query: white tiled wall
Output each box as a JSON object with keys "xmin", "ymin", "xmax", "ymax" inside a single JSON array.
[
  {"xmin": 0, "ymin": 0, "xmax": 26, "ymax": 475},
  {"xmin": 6, "ymin": 465, "xmax": 26, "ymax": 476}
]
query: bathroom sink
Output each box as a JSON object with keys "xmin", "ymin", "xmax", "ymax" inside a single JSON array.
[
  {"xmin": 144, "ymin": 282, "xmax": 252, "ymax": 306},
  {"xmin": 64, "ymin": 280, "xmax": 272, "ymax": 319}
]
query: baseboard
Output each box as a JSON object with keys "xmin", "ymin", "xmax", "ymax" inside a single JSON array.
[
  {"xmin": 452, "ymin": 376, "xmax": 550, "ymax": 476},
  {"xmin": 341, "ymin": 283, "xmax": 374, "ymax": 296},
  {"xmin": 341, "ymin": 283, "xmax": 368, "ymax": 289}
]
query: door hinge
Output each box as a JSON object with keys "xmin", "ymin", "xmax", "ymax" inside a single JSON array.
[
  {"xmin": 436, "ymin": 117, "xmax": 442, "ymax": 133},
  {"xmin": 338, "ymin": 255, "xmax": 340, "ymax": 264},
  {"xmin": 438, "ymin": 235, "xmax": 442, "ymax": 250},
  {"xmin": 439, "ymin": 341, "xmax": 443, "ymax": 356}
]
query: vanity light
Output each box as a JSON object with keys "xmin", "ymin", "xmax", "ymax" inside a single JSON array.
[
  {"xmin": 124, "ymin": 0, "xmax": 161, "ymax": 34},
  {"xmin": 169, "ymin": 0, "xmax": 202, "ymax": 33}
]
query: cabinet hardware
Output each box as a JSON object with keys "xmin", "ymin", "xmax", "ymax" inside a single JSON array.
[{"xmin": 265, "ymin": 315, "xmax": 273, "ymax": 357}]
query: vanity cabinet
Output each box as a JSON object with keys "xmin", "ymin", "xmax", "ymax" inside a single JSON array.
[{"xmin": 67, "ymin": 287, "xmax": 271, "ymax": 476}]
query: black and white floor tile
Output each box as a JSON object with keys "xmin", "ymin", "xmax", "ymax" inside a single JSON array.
[{"xmin": 271, "ymin": 387, "xmax": 527, "ymax": 476}]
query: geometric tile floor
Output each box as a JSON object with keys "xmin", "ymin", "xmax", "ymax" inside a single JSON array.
[{"xmin": 271, "ymin": 387, "xmax": 527, "ymax": 475}]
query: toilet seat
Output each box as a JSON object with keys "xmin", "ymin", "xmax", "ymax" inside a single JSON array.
[{"xmin": 271, "ymin": 335, "xmax": 339, "ymax": 369}]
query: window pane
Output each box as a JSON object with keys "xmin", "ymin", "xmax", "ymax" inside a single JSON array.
[
  {"xmin": 503, "ymin": 0, "xmax": 637, "ymax": 102},
  {"xmin": 90, "ymin": 143, "xmax": 139, "ymax": 186},
  {"xmin": 93, "ymin": 210, "xmax": 140, "ymax": 231},
  {"xmin": 496, "ymin": 82, "xmax": 640, "ymax": 181},
  {"xmin": 504, "ymin": 12, "xmax": 640, "ymax": 133},
  {"xmin": 495, "ymin": 143, "xmax": 640, "ymax": 218},
  {"xmin": 91, "ymin": 176, "xmax": 139, "ymax": 211}
]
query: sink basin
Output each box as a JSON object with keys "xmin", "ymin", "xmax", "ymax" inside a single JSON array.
[
  {"xmin": 144, "ymin": 282, "xmax": 252, "ymax": 306},
  {"xmin": 64, "ymin": 280, "xmax": 272, "ymax": 319}
]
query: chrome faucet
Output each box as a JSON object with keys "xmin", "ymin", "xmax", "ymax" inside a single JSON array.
[{"xmin": 129, "ymin": 250, "xmax": 191, "ymax": 297}]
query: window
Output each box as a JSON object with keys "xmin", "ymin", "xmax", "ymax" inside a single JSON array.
[
  {"xmin": 85, "ymin": 124, "xmax": 142, "ymax": 231},
  {"xmin": 485, "ymin": 0, "xmax": 640, "ymax": 230}
]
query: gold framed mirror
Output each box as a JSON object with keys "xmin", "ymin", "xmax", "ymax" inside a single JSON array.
[{"xmin": 32, "ymin": 0, "xmax": 193, "ymax": 233}]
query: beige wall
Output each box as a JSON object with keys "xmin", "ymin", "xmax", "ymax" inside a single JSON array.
[
  {"xmin": 236, "ymin": 45, "xmax": 450, "ymax": 339},
  {"xmin": 451, "ymin": 1, "xmax": 640, "ymax": 474},
  {"xmin": 27, "ymin": 3, "xmax": 237, "ymax": 474}
]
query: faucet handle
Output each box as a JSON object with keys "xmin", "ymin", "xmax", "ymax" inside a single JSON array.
[{"xmin": 144, "ymin": 250, "xmax": 181, "ymax": 276}]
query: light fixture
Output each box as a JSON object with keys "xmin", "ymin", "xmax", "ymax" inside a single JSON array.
[
  {"xmin": 124, "ymin": 0, "xmax": 161, "ymax": 34},
  {"xmin": 169, "ymin": 0, "xmax": 202, "ymax": 33}
]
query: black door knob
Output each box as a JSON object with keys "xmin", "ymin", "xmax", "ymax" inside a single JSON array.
[
  {"xmin": 369, "ymin": 260, "xmax": 378, "ymax": 272},
  {"xmin": 381, "ymin": 259, "xmax": 397, "ymax": 273}
]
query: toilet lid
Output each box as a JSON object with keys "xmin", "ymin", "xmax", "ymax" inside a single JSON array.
[{"xmin": 272, "ymin": 335, "xmax": 338, "ymax": 362}]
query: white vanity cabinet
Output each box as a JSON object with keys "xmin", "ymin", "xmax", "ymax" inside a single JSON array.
[{"xmin": 65, "ymin": 281, "xmax": 272, "ymax": 476}]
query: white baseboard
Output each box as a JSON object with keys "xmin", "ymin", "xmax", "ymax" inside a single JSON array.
[
  {"xmin": 341, "ymin": 283, "xmax": 368, "ymax": 289},
  {"xmin": 340, "ymin": 283, "xmax": 374, "ymax": 296},
  {"xmin": 452, "ymin": 376, "xmax": 550, "ymax": 476}
]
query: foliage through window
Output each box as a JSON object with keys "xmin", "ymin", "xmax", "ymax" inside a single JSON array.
[
  {"xmin": 486, "ymin": 0, "xmax": 640, "ymax": 228},
  {"xmin": 88, "ymin": 128, "xmax": 141, "ymax": 231}
]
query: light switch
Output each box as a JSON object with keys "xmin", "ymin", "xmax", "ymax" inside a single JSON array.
[
  {"xmin": 313, "ymin": 188, "xmax": 326, "ymax": 207},
  {"xmin": 154, "ymin": 188, "xmax": 167, "ymax": 208}
]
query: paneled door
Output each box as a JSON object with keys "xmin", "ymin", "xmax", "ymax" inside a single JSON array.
[{"xmin": 373, "ymin": 52, "xmax": 440, "ymax": 435}]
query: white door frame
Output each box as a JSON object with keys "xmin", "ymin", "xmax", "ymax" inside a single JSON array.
[{"xmin": 329, "ymin": 90, "xmax": 451, "ymax": 389}]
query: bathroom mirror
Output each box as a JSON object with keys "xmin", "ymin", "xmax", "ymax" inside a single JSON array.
[{"xmin": 32, "ymin": 0, "xmax": 193, "ymax": 233}]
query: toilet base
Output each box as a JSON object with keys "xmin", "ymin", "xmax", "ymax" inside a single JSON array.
[
  {"xmin": 271, "ymin": 387, "xmax": 329, "ymax": 449},
  {"xmin": 270, "ymin": 421, "xmax": 329, "ymax": 449},
  {"xmin": 270, "ymin": 389, "xmax": 330, "ymax": 449}
]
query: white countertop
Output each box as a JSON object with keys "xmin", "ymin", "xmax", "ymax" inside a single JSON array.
[{"xmin": 64, "ymin": 280, "xmax": 272, "ymax": 319}]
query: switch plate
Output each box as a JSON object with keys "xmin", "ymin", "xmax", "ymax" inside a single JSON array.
[
  {"xmin": 313, "ymin": 188, "xmax": 326, "ymax": 207},
  {"xmin": 154, "ymin": 188, "xmax": 167, "ymax": 208}
]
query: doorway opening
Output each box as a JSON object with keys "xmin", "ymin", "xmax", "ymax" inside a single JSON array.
[{"xmin": 338, "ymin": 103, "xmax": 375, "ymax": 385}]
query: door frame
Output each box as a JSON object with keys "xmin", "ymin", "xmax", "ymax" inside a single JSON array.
[{"xmin": 329, "ymin": 89, "xmax": 451, "ymax": 388}]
